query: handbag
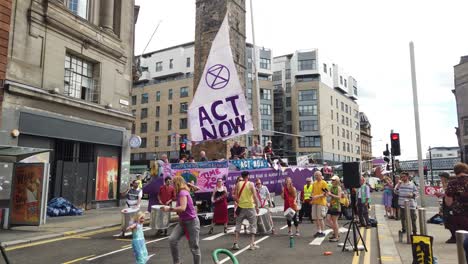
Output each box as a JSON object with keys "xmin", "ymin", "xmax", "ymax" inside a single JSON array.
[
  {"xmin": 284, "ymin": 207, "xmax": 295, "ymax": 220},
  {"xmin": 235, "ymin": 180, "xmax": 248, "ymax": 216}
]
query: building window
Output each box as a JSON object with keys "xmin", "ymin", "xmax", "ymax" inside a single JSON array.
[
  {"xmin": 260, "ymin": 89, "xmax": 271, "ymax": 100},
  {"xmin": 298, "ymin": 90, "xmax": 317, "ymax": 101},
  {"xmin": 167, "ymin": 135, "xmax": 172, "ymax": 146},
  {"xmin": 330, "ymin": 96, "xmax": 333, "ymax": 105},
  {"xmin": 131, "ymin": 123, "xmax": 135, "ymax": 134},
  {"xmin": 336, "ymin": 113, "xmax": 339, "ymax": 121},
  {"xmin": 64, "ymin": 53, "xmax": 97, "ymax": 103},
  {"xmin": 154, "ymin": 136, "xmax": 159, "ymax": 147},
  {"xmin": 298, "ymin": 136, "xmax": 321, "ymax": 147},
  {"xmin": 168, "ymin": 120, "xmax": 172, "ymax": 130},
  {"xmin": 285, "ymin": 83, "xmax": 291, "ymax": 93},
  {"xmin": 354, "ymin": 110, "xmax": 359, "ymax": 118},
  {"xmin": 168, "ymin": 104, "xmax": 172, "ymax": 115},
  {"xmin": 343, "ymin": 142, "xmax": 346, "ymax": 151},
  {"xmin": 180, "ymin": 87, "xmax": 189, "ymax": 98},
  {"xmin": 141, "ymin": 108, "xmax": 148, "ymax": 119},
  {"xmin": 347, "ymin": 143, "xmax": 350, "ymax": 152},
  {"xmin": 341, "ymin": 102, "xmax": 344, "ymax": 111},
  {"xmin": 156, "ymin": 106, "xmax": 160, "ymax": 117},
  {"xmin": 169, "ymin": 59, "xmax": 173, "ymax": 69},
  {"xmin": 260, "ymin": 104, "xmax": 271, "ymax": 115},
  {"xmin": 140, "ymin": 123, "xmax": 147, "ymax": 133},
  {"xmin": 260, "ymin": 58, "xmax": 271, "ymax": 69},
  {"xmin": 155, "ymin": 121, "xmax": 160, "ymax": 132},
  {"xmin": 261, "ymin": 119, "xmax": 272, "ymax": 130},
  {"xmin": 342, "ymin": 128, "xmax": 345, "ymax": 138},
  {"xmin": 140, "ymin": 138, "xmax": 147, "ymax": 148},
  {"xmin": 186, "ymin": 57, "xmax": 191, "ymax": 67},
  {"xmin": 340, "ymin": 76, "xmax": 343, "ymax": 85},
  {"xmin": 180, "ymin": 134, "xmax": 188, "ymax": 143},
  {"xmin": 345, "ymin": 105, "xmax": 348, "ymax": 113},
  {"xmin": 132, "ymin": 96, "xmax": 137, "ymax": 105},
  {"xmin": 298, "ymin": 59, "xmax": 316, "ymax": 71},
  {"xmin": 332, "ymin": 139, "xmax": 334, "ymax": 149},
  {"xmin": 299, "ymin": 105, "xmax": 317, "ymax": 116},
  {"xmin": 299, "ymin": 120, "xmax": 318, "ymax": 132},
  {"xmin": 156, "ymin": 61, "xmax": 163, "ymax": 72},
  {"xmin": 180, "ymin": 102, "xmax": 188, "ymax": 113},
  {"xmin": 344, "ymin": 79, "xmax": 347, "ymax": 87},
  {"xmin": 286, "ymin": 111, "xmax": 292, "ymax": 121},
  {"xmin": 331, "ymin": 110, "xmax": 334, "ymax": 120},
  {"xmin": 169, "ymin": 89, "xmax": 173, "ymax": 100},
  {"xmin": 332, "ymin": 125, "xmax": 334, "ymax": 135},
  {"xmin": 286, "ymin": 97, "xmax": 291, "ymax": 107},
  {"xmin": 354, "ymin": 87, "xmax": 358, "ymax": 96},
  {"xmin": 285, "ymin": 69, "xmax": 291, "ymax": 79},
  {"xmin": 336, "ymin": 99, "xmax": 338, "ymax": 109},
  {"xmin": 180, "ymin": 118, "xmax": 188, "ymax": 129},
  {"xmin": 66, "ymin": 0, "xmax": 88, "ymax": 19},
  {"xmin": 338, "ymin": 140, "xmax": 340, "ymax": 150},
  {"xmin": 323, "ymin": 63, "xmax": 327, "ymax": 73},
  {"xmin": 337, "ymin": 126, "xmax": 340, "ymax": 136},
  {"xmin": 141, "ymin": 93, "xmax": 148, "ymax": 104},
  {"xmin": 132, "ymin": 109, "xmax": 136, "ymax": 116},
  {"xmin": 346, "ymin": 117, "xmax": 349, "ymax": 126},
  {"xmin": 464, "ymin": 120, "xmax": 468, "ymax": 136},
  {"xmin": 346, "ymin": 130, "xmax": 350, "ymax": 139},
  {"xmin": 273, "ymin": 71, "xmax": 282, "ymax": 82},
  {"xmin": 156, "ymin": 91, "xmax": 161, "ymax": 102}
]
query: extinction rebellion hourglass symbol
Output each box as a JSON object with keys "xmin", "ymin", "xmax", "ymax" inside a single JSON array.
[{"xmin": 205, "ymin": 64, "xmax": 230, "ymax": 90}]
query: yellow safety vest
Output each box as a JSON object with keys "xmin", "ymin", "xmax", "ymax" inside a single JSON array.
[{"xmin": 303, "ymin": 184, "xmax": 313, "ymax": 200}]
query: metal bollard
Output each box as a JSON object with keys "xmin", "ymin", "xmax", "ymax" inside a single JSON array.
[
  {"xmin": 417, "ymin": 208, "xmax": 427, "ymax": 235},
  {"xmin": 456, "ymin": 230, "xmax": 468, "ymax": 264},
  {"xmin": 405, "ymin": 200, "xmax": 412, "ymax": 244}
]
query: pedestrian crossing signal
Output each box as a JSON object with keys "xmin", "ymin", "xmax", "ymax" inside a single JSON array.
[{"xmin": 390, "ymin": 133, "xmax": 401, "ymax": 156}]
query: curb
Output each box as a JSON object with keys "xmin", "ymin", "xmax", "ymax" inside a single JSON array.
[{"xmin": 375, "ymin": 204, "xmax": 403, "ymax": 264}]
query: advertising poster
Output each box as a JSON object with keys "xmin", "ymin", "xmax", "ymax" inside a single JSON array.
[
  {"xmin": 11, "ymin": 163, "xmax": 44, "ymax": 226},
  {"xmin": 170, "ymin": 161, "xmax": 229, "ymax": 192},
  {"xmin": 96, "ymin": 157, "xmax": 119, "ymax": 201}
]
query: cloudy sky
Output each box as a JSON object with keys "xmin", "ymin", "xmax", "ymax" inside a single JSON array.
[{"xmin": 134, "ymin": 0, "xmax": 467, "ymax": 160}]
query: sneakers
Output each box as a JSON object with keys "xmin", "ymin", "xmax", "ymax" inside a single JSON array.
[
  {"xmin": 314, "ymin": 232, "xmax": 325, "ymax": 238},
  {"xmin": 329, "ymin": 237, "xmax": 339, "ymax": 242},
  {"xmin": 249, "ymin": 244, "xmax": 260, "ymax": 250},
  {"xmin": 288, "ymin": 231, "xmax": 292, "ymax": 236},
  {"xmin": 232, "ymin": 243, "xmax": 240, "ymax": 250},
  {"xmin": 313, "ymin": 232, "xmax": 320, "ymax": 238},
  {"xmin": 295, "ymin": 231, "xmax": 300, "ymax": 236},
  {"xmin": 445, "ymin": 237, "xmax": 456, "ymax": 244}
]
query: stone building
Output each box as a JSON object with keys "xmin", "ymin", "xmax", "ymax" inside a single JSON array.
[
  {"xmin": 0, "ymin": 0, "xmax": 12, "ymax": 113},
  {"xmin": 454, "ymin": 55, "xmax": 468, "ymax": 163},
  {"xmin": 360, "ymin": 112, "xmax": 372, "ymax": 173},
  {"xmin": 2, "ymin": 0, "xmax": 137, "ymax": 209}
]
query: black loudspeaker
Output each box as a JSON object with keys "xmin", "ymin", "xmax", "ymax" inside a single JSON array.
[{"xmin": 343, "ymin": 162, "xmax": 361, "ymax": 188}]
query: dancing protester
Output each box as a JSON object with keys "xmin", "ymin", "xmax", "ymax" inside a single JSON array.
[
  {"xmin": 299, "ymin": 177, "xmax": 314, "ymax": 224},
  {"xmin": 127, "ymin": 212, "xmax": 149, "ymax": 264},
  {"xmin": 282, "ymin": 177, "xmax": 300, "ymax": 236},
  {"xmin": 311, "ymin": 171, "xmax": 329, "ymax": 237},
  {"xmin": 382, "ymin": 176, "xmax": 394, "ymax": 219},
  {"xmin": 326, "ymin": 176, "xmax": 342, "ymax": 242},
  {"xmin": 395, "ymin": 172, "xmax": 418, "ymax": 234},
  {"xmin": 357, "ymin": 176, "xmax": 371, "ymax": 228},
  {"xmin": 162, "ymin": 176, "xmax": 201, "ymax": 264},
  {"xmin": 209, "ymin": 178, "xmax": 228, "ymax": 234},
  {"xmin": 445, "ymin": 162, "xmax": 468, "ymax": 243},
  {"xmin": 256, "ymin": 178, "xmax": 276, "ymax": 234},
  {"xmin": 232, "ymin": 171, "xmax": 260, "ymax": 251}
]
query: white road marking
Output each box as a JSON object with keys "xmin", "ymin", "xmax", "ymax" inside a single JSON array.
[
  {"xmin": 203, "ymin": 227, "xmax": 235, "ymax": 241},
  {"xmin": 339, "ymin": 227, "xmax": 348, "ymax": 233},
  {"xmin": 113, "ymin": 227, "xmax": 151, "ymax": 237},
  {"xmin": 280, "ymin": 225, "xmax": 288, "ymax": 230},
  {"xmin": 219, "ymin": 236, "xmax": 270, "ymax": 264},
  {"xmin": 309, "ymin": 229, "xmax": 333, "ymax": 245},
  {"xmin": 86, "ymin": 237, "xmax": 168, "ymax": 261}
]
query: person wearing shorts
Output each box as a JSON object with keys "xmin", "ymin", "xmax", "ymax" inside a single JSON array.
[
  {"xmin": 311, "ymin": 171, "xmax": 329, "ymax": 238},
  {"xmin": 232, "ymin": 171, "xmax": 260, "ymax": 251}
]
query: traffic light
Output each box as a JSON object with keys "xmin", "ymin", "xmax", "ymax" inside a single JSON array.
[
  {"xmin": 390, "ymin": 133, "xmax": 401, "ymax": 156},
  {"xmin": 179, "ymin": 142, "xmax": 189, "ymax": 159},
  {"xmin": 383, "ymin": 144, "xmax": 390, "ymax": 163}
]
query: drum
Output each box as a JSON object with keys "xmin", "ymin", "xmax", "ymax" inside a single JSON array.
[
  {"xmin": 150, "ymin": 205, "xmax": 170, "ymax": 230},
  {"xmin": 256, "ymin": 208, "xmax": 272, "ymax": 234},
  {"xmin": 121, "ymin": 207, "xmax": 140, "ymax": 232}
]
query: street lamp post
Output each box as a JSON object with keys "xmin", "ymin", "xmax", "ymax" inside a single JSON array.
[{"xmin": 428, "ymin": 146, "xmax": 434, "ymax": 185}]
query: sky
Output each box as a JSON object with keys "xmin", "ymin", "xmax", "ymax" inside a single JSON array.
[{"xmin": 134, "ymin": 0, "xmax": 468, "ymax": 161}]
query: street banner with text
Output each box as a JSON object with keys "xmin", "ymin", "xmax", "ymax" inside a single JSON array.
[
  {"xmin": 166, "ymin": 161, "xmax": 230, "ymax": 192},
  {"xmin": 188, "ymin": 14, "xmax": 253, "ymax": 141}
]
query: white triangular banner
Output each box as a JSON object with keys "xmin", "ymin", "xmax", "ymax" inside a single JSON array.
[{"xmin": 188, "ymin": 15, "xmax": 253, "ymax": 142}]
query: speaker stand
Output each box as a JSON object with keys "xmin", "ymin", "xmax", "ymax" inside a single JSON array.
[
  {"xmin": 0, "ymin": 242, "xmax": 10, "ymax": 264},
  {"xmin": 341, "ymin": 206, "xmax": 367, "ymax": 255}
]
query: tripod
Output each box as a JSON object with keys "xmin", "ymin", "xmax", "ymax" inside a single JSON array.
[
  {"xmin": 0, "ymin": 243, "xmax": 10, "ymax": 264},
  {"xmin": 341, "ymin": 201, "xmax": 367, "ymax": 255}
]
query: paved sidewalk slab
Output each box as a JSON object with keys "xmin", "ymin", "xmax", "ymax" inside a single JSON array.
[{"xmin": 375, "ymin": 204, "xmax": 403, "ymax": 264}]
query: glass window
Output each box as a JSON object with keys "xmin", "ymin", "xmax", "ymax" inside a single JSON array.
[
  {"xmin": 346, "ymin": 117, "xmax": 349, "ymax": 126},
  {"xmin": 332, "ymin": 139, "xmax": 334, "ymax": 149},
  {"xmin": 168, "ymin": 104, "xmax": 172, "ymax": 115},
  {"xmin": 332, "ymin": 125, "xmax": 334, "ymax": 135},
  {"xmin": 323, "ymin": 63, "xmax": 327, "ymax": 73},
  {"xmin": 156, "ymin": 106, "xmax": 160, "ymax": 117},
  {"xmin": 342, "ymin": 128, "xmax": 345, "ymax": 138},
  {"xmin": 169, "ymin": 59, "xmax": 173, "ymax": 69},
  {"xmin": 298, "ymin": 90, "xmax": 317, "ymax": 101},
  {"xmin": 354, "ymin": 87, "xmax": 358, "ymax": 96},
  {"xmin": 298, "ymin": 105, "xmax": 317, "ymax": 116},
  {"xmin": 286, "ymin": 97, "xmax": 291, "ymax": 107},
  {"xmin": 341, "ymin": 115, "xmax": 345, "ymax": 124},
  {"xmin": 131, "ymin": 123, "xmax": 135, "ymax": 134},
  {"xmin": 299, "ymin": 120, "xmax": 318, "ymax": 132},
  {"xmin": 346, "ymin": 130, "xmax": 350, "ymax": 139},
  {"xmin": 186, "ymin": 57, "xmax": 191, "ymax": 67},
  {"xmin": 347, "ymin": 143, "xmax": 350, "ymax": 152},
  {"xmin": 341, "ymin": 102, "xmax": 344, "ymax": 111},
  {"xmin": 260, "ymin": 89, "xmax": 271, "ymax": 100},
  {"xmin": 298, "ymin": 136, "xmax": 321, "ymax": 147},
  {"xmin": 285, "ymin": 69, "xmax": 291, "ymax": 79},
  {"xmin": 345, "ymin": 105, "xmax": 348, "ymax": 113},
  {"xmin": 344, "ymin": 79, "xmax": 347, "ymax": 87},
  {"xmin": 343, "ymin": 142, "xmax": 346, "ymax": 151},
  {"xmin": 286, "ymin": 111, "xmax": 292, "ymax": 121},
  {"xmin": 141, "ymin": 108, "xmax": 148, "ymax": 119},
  {"xmin": 260, "ymin": 58, "xmax": 271, "ymax": 69},
  {"xmin": 167, "ymin": 135, "xmax": 172, "ymax": 146},
  {"xmin": 64, "ymin": 53, "xmax": 97, "ymax": 103},
  {"xmin": 298, "ymin": 59, "xmax": 316, "ymax": 71},
  {"xmin": 169, "ymin": 89, "xmax": 173, "ymax": 100},
  {"xmin": 132, "ymin": 95, "xmax": 137, "ymax": 105},
  {"xmin": 168, "ymin": 120, "xmax": 172, "ymax": 130},
  {"xmin": 338, "ymin": 140, "xmax": 340, "ymax": 150},
  {"xmin": 154, "ymin": 136, "xmax": 159, "ymax": 147},
  {"xmin": 261, "ymin": 120, "xmax": 272, "ymax": 130},
  {"xmin": 132, "ymin": 109, "xmax": 136, "ymax": 116},
  {"xmin": 155, "ymin": 121, "xmax": 159, "ymax": 132},
  {"xmin": 272, "ymin": 71, "xmax": 282, "ymax": 82},
  {"xmin": 465, "ymin": 120, "xmax": 468, "ymax": 136},
  {"xmin": 66, "ymin": 0, "xmax": 88, "ymax": 19},
  {"xmin": 180, "ymin": 102, "xmax": 188, "ymax": 113},
  {"xmin": 180, "ymin": 118, "xmax": 188, "ymax": 129},
  {"xmin": 155, "ymin": 61, "xmax": 163, "ymax": 72},
  {"xmin": 336, "ymin": 99, "xmax": 338, "ymax": 109},
  {"xmin": 285, "ymin": 83, "xmax": 291, "ymax": 93},
  {"xmin": 330, "ymin": 96, "xmax": 333, "ymax": 105},
  {"xmin": 140, "ymin": 123, "xmax": 147, "ymax": 133},
  {"xmin": 340, "ymin": 76, "xmax": 343, "ymax": 85},
  {"xmin": 141, "ymin": 93, "xmax": 148, "ymax": 104},
  {"xmin": 331, "ymin": 110, "xmax": 333, "ymax": 120},
  {"xmin": 260, "ymin": 104, "xmax": 272, "ymax": 115},
  {"xmin": 156, "ymin": 91, "xmax": 161, "ymax": 102},
  {"xmin": 140, "ymin": 138, "xmax": 147, "ymax": 148},
  {"xmin": 180, "ymin": 87, "xmax": 189, "ymax": 98}
]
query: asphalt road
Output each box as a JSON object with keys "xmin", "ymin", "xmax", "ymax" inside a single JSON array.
[{"xmin": 1, "ymin": 212, "xmax": 380, "ymax": 264}]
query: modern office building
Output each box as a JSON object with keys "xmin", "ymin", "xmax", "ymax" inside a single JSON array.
[
  {"xmin": 272, "ymin": 50, "xmax": 361, "ymax": 164},
  {"xmin": 360, "ymin": 112, "xmax": 373, "ymax": 173},
  {"xmin": 454, "ymin": 55, "xmax": 468, "ymax": 163},
  {"xmin": 1, "ymin": 0, "xmax": 137, "ymax": 209},
  {"xmin": 131, "ymin": 42, "xmax": 273, "ymax": 166}
]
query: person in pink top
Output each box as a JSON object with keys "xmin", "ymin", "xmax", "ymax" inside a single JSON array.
[{"xmin": 162, "ymin": 176, "xmax": 200, "ymax": 264}]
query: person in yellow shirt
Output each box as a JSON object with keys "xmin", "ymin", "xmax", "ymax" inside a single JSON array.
[{"xmin": 311, "ymin": 171, "xmax": 329, "ymax": 237}]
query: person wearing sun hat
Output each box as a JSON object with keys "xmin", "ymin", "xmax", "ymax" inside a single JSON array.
[{"xmin": 327, "ymin": 175, "xmax": 342, "ymax": 241}]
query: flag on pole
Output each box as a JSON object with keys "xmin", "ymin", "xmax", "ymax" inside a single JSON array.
[{"xmin": 188, "ymin": 14, "xmax": 253, "ymax": 142}]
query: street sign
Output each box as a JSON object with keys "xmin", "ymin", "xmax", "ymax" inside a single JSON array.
[{"xmin": 424, "ymin": 186, "xmax": 442, "ymax": 196}]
